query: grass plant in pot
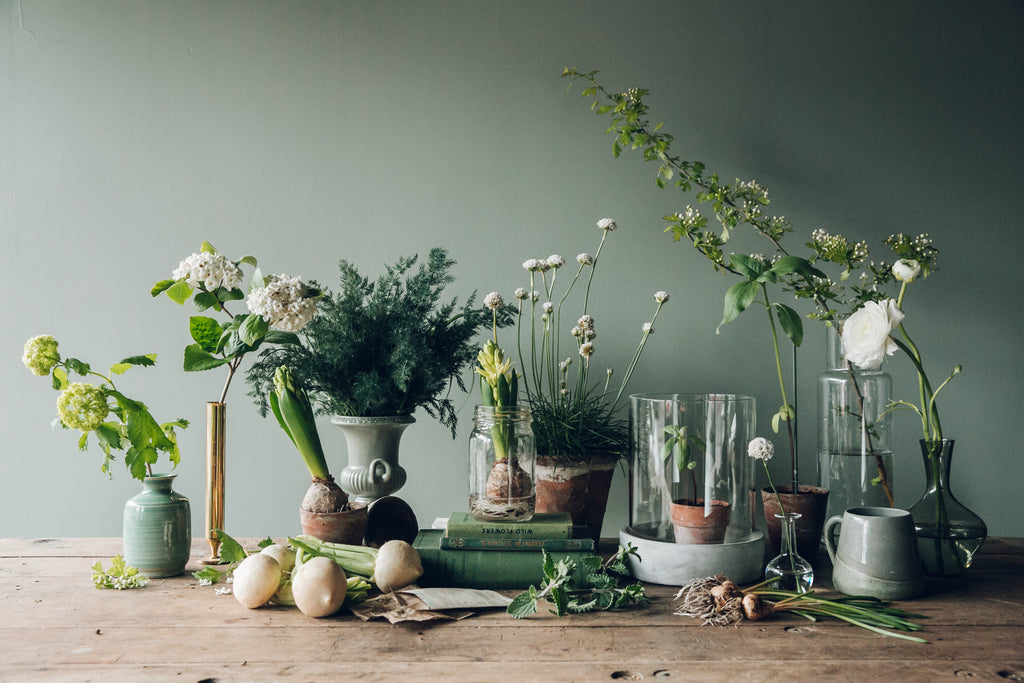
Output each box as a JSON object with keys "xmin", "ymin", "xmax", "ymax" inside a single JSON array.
[
  {"xmin": 269, "ymin": 365, "xmax": 365, "ymax": 544},
  {"xmin": 22, "ymin": 335, "xmax": 191, "ymax": 578},
  {"xmin": 663, "ymin": 425, "xmax": 730, "ymax": 544},
  {"xmin": 248, "ymin": 249, "xmax": 503, "ymax": 504},
  {"xmin": 502, "ymin": 219, "xmax": 670, "ymax": 541}
]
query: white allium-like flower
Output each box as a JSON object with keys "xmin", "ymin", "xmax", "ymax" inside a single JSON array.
[
  {"xmin": 547, "ymin": 255, "xmax": 565, "ymax": 269},
  {"xmin": 514, "ymin": 287, "xmax": 528, "ymax": 300},
  {"xmin": 579, "ymin": 342, "xmax": 595, "ymax": 358},
  {"xmin": 597, "ymin": 218, "xmax": 617, "ymax": 231},
  {"xmin": 892, "ymin": 259, "xmax": 921, "ymax": 283},
  {"xmin": 542, "ymin": 301, "xmax": 554, "ymax": 314},
  {"xmin": 246, "ymin": 274, "xmax": 319, "ymax": 332},
  {"xmin": 642, "ymin": 322, "xmax": 654, "ymax": 334},
  {"xmin": 523, "ymin": 259, "xmax": 542, "ymax": 272},
  {"xmin": 172, "ymin": 252, "xmax": 243, "ymax": 291},
  {"xmin": 747, "ymin": 437, "xmax": 774, "ymax": 461},
  {"xmin": 57, "ymin": 382, "xmax": 109, "ymax": 432},
  {"xmin": 654, "ymin": 291, "xmax": 669, "ymax": 303},
  {"xmin": 577, "ymin": 315, "xmax": 594, "ymax": 330},
  {"xmin": 584, "ymin": 329, "xmax": 597, "ymax": 340},
  {"xmin": 531, "ymin": 291, "xmax": 540, "ymax": 302},
  {"xmin": 484, "ymin": 291, "xmax": 504, "ymax": 310},
  {"xmin": 577, "ymin": 253, "xmax": 594, "ymax": 266},
  {"xmin": 22, "ymin": 335, "xmax": 60, "ymax": 376},
  {"xmin": 571, "ymin": 326, "xmax": 583, "ymax": 338}
]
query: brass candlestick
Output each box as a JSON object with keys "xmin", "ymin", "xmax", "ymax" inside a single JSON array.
[{"xmin": 199, "ymin": 401, "xmax": 227, "ymax": 564}]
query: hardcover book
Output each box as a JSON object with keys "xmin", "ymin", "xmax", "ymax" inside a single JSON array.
[
  {"xmin": 438, "ymin": 536, "xmax": 595, "ymax": 552},
  {"xmin": 413, "ymin": 530, "xmax": 593, "ymax": 589},
  {"xmin": 444, "ymin": 512, "xmax": 573, "ymax": 540}
]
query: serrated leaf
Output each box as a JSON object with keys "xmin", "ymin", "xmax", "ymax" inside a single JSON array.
[
  {"xmin": 119, "ymin": 354, "xmax": 157, "ymax": 367},
  {"xmin": 775, "ymin": 303, "xmax": 804, "ymax": 347},
  {"xmin": 183, "ymin": 344, "xmax": 230, "ymax": 372},
  {"xmin": 257, "ymin": 537, "xmax": 274, "ymax": 549},
  {"xmin": 109, "ymin": 363, "xmax": 132, "ymax": 376},
  {"xmin": 212, "ymin": 529, "xmax": 248, "ymax": 563},
  {"xmin": 166, "ymin": 280, "xmax": 193, "ymax": 305},
  {"xmin": 506, "ymin": 591, "xmax": 539, "ymax": 619},
  {"xmin": 192, "ymin": 566, "xmax": 227, "ymax": 584},
  {"xmin": 65, "ymin": 357, "xmax": 91, "ymax": 376}
]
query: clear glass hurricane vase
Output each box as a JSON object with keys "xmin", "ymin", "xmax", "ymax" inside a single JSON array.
[
  {"xmin": 765, "ymin": 512, "xmax": 814, "ymax": 593},
  {"xmin": 909, "ymin": 439, "xmax": 986, "ymax": 577}
]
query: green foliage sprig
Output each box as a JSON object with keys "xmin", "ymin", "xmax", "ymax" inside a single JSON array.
[
  {"xmin": 22, "ymin": 335, "xmax": 188, "ymax": 480},
  {"xmin": 248, "ymin": 249, "xmax": 505, "ymax": 437},
  {"xmin": 92, "ymin": 555, "xmax": 148, "ymax": 590},
  {"xmin": 507, "ymin": 544, "xmax": 649, "ymax": 618}
]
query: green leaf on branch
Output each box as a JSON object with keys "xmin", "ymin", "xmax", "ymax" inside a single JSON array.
[
  {"xmin": 119, "ymin": 354, "xmax": 158, "ymax": 368},
  {"xmin": 189, "ymin": 316, "xmax": 223, "ymax": 352},
  {"xmin": 239, "ymin": 313, "xmax": 269, "ymax": 347},
  {"xmin": 772, "ymin": 256, "xmax": 826, "ymax": 280},
  {"xmin": 151, "ymin": 279, "xmax": 176, "ymax": 297},
  {"xmin": 166, "ymin": 281, "xmax": 193, "ymax": 305},
  {"xmin": 212, "ymin": 529, "xmax": 248, "ymax": 563},
  {"xmin": 183, "ymin": 344, "xmax": 230, "ymax": 372},
  {"xmin": 774, "ymin": 303, "xmax": 804, "ymax": 347},
  {"xmin": 718, "ymin": 280, "xmax": 760, "ymax": 331},
  {"xmin": 263, "ymin": 330, "xmax": 301, "ymax": 346},
  {"xmin": 52, "ymin": 367, "xmax": 69, "ymax": 390},
  {"xmin": 200, "ymin": 241, "xmax": 218, "ymax": 254},
  {"xmin": 193, "ymin": 291, "xmax": 220, "ymax": 312},
  {"xmin": 65, "ymin": 358, "xmax": 91, "ymax": 377}
]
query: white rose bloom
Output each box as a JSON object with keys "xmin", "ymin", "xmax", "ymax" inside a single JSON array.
[
  {"xmin": 841, "ymin": 299, "xmax": 905, "ymax": 370},
  {"xmin": 892, "ymin": 259, "xmax": 921, "ymax": 283}
]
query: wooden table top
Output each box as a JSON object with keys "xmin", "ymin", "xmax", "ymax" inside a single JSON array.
[{"xmin": 2, "ymin": 536, "xmax": 1022, "ymax": 682}]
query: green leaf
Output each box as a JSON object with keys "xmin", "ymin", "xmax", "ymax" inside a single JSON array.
[
  {"xmin": 151, "ymin": 279, "xmax": 176, "ymax": 297},
  {"xmin": 119, "ymin": 354, "xmax": 157, "ymax": 367},
  {"xmin": 52, "ymin": 367, "xmax": 69, "ymax": 390},
  {"xmin": 507, "ymin": 591, "xmax": 539, "ymax": 619},
  {"xmin": 212, "ymin": 529, "xmax": 248, "ymax": 563},
  {"xmin": 728, "ymin": 254, "xmax": 763, "ymax": 280},
  {"xmin": 189, "ymin": 316, "xmax": 223, "ymax": 351},
  {"xmin": 183, "ymin": 344, "xmax": 230, "ymax": 372},
  {"xmin": 237, "ymin": 255, "xmax": 258, "ymax": 268},
  {"xmin": 774, "ymin": 303, "xmax": 804, "ymax": 347},
  {"xmin": 94, "ymin": 422, "xmax": 123, "ymax": 452},
  {"xmin": 65, "ymin": 357, "xmax": 91, "ymax": 377},
  {"xmin": 109, "ymin": 363, "xmax": 132, "ymax": 376},
  {"xmin": 193, "ymin": 291, "xmax": 219, "ymax": 312},
  {"xmin": 200, "ymin": 241, "xmax": 218, "ymax": 254},
  {"xmin": 192, "ymin": 566, "xmax": 227, "ymax": 584},
  {"xmin": 166, "ymin": 280, "xmax": 193, "ymax": 305},
  {"xmin": 249, "ymin": 267, "xmax": 266, "ymax": 291},
  {"xmin": 718, "ymin": 280, "xmax": 760, "ymax": 330},
  {"xmin": 263, "ymin": 330, "xmax": 301, "ymax": 345},
  {"xmin": 239, "ymin": 313, "xmax": 269, "ymax": 347},
  {"xmin": 257, "ymin": 537, "xmax": 274, "ymax": 549},
  {"xmin": 772, "ymin": 255, "xmax": 826, "ymax": 280}
]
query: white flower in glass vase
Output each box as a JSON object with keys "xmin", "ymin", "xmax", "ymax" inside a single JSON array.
[{"xmin": 840, "ymin": 299, "xmax": 904, "ymax": 370}]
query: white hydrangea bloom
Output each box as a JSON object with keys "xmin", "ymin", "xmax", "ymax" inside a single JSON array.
[
  {"xmin": 246, "ymin": 274, "xmax": 318, "ymax": 332},
  {"xmin": 172, "ymin": 252, "xmax": 243, "ymax": 291}
]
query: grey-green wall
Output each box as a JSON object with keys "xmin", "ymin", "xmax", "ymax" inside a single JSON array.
[{"xmin": 3, "ymin": 1, "xmax": 1022, "ymax": 539}]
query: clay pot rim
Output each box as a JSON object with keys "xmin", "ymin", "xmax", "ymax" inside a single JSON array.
[{"xmin": 761, "ymin": 485, "xmax": 828, "ymax": 497}]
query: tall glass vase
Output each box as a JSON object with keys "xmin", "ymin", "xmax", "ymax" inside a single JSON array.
[
  {"xmin": 764, "ymin": 512, "xmax": 813, "ymax": 592},
  {"xmin": 909, "ymin": 439, "xmax": 987, "ymax": 577},
  {"xmin": 818, "ymin": 325, "xmax": 894, "ymax": 529},
  {"xmin": 200, "ymin": 402, "xmax": 226, "ymax": 564}
]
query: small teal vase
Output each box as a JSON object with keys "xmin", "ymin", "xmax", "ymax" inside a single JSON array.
[{"xmin": 123, "ymin": 473, "xmax": 191, "ymax": 578}]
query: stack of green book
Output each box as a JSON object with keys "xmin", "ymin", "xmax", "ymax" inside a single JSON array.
[{"xmin": 413, "ymin": 513, "xmax": 596, "ymax": 589}]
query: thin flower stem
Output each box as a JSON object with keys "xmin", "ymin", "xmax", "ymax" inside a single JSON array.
[{"xmin": 762, "ymin": 286, "xmax": 798, "ymax": 490}]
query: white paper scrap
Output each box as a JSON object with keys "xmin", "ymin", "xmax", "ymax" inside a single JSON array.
[{"xmin": 400, "ymin": 588, "xmax": 513, "ymax": 610}]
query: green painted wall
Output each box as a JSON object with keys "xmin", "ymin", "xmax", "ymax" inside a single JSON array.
[{"xmin": 3, "ymin": 1, "xmax": 1022, "ymax": 538}]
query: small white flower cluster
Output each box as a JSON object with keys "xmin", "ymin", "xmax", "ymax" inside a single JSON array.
[
  {"xmin": 547, "ymin": 255, "xmax": 565, "ymax": 269},
  {"xmin": 484, "ymin": 291, "xmax": 504, "ymax": 310},
  {"xmin": 810, "ymin": 229, "xmax": 869, "ymax": 262},
  {"xmin": 735, "ymin": 179, "xmax": 768, "ymax": 203},
  {"xmin": 673, "ymin": 206, "xmax": 704, "ymax": 230},
  {"xmin": 576, "ymin": 253, "xmax": 594, "ymax": 266},
  {"xmin": 514, "ymin": 287, "xmax": 528, "ymax": 300},
  {"xmin": 747, "ymin": 437, "xmax": 774, "ymax": 461},
  {"xmin": 173, "ymin": 252, "xmax": 244, "ymax": 291},
  {"xmin": 246, "ymin": 274, "xmax": 318, "ymax": 332},
  {"xmin": 92, "ymin": 572, "xmax": 149, "ymax": 590},
  {"xmin": 597, "ymin": 218, "xmax": 617, "ymax": 231}
]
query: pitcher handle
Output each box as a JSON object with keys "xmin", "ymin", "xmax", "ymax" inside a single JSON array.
[
  {"xmin": 824, "ymin": 514, "xmax": 843, "ymax": 564},
  {"xmin": 368, "ymin": 457, "xmax": 392, "ymax": 485}
]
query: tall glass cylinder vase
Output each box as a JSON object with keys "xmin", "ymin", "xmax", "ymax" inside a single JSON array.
[
  {"xmin": 909, "ymin": 439, "xmax": 987, "ymax": 577},
  {"xmin": 468, "ymin": 405, "xmax": 536, "ymax": 522},
  {"xmin": 200, "ymin": 402, "xmax": 226, "ymax": 564},
  {"xmin": 818, "ymin": 325, "xmax": 895, "ymax": 529}
]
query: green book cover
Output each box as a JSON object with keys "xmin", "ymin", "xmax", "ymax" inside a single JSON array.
[
  {"xmin": 444, "ymin": 512, "xmax": 573, "ymax": 540},
  {"xmin": 414, "ymin": 530, "xmax": 593, "ymax": 589},
  {"xmin": 439, "ymin": 535, "xmax": 595, "ymax": 552}
]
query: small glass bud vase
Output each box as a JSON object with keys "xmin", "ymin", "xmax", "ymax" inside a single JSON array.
[
  {"xmin": 765, "ymin": 512, "xmax": 814, "ymax": 593},
  {"xmin": 468, "ymin": 405, "xmax": 536, "ymax": 522}
]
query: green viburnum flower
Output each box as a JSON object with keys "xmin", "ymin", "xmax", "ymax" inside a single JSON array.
[
  {"xmin": 22, "ymin": 335, "xmax": 61, "ymax": 377},
  {"xmin": 57, "ymin": 382, "xmax": 109, "ymax": 432}
]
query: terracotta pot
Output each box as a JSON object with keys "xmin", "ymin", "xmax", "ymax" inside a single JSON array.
[
  {"xmin": 299, "ymin": 504, "xmax": 368, "ymax": 545},
  {"xmin": 535, "ymin": 455, "xmax": 616, "ymax": 542},
  {"xmin": 761, "ymin": 485, "xmax": 829, "ymax": 559},
  {"xmin": 670, "ymin": 499, "xmax": 731, "ymax": 545}
]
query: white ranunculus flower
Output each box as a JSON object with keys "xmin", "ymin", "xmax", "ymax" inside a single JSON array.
[
  {"xmin": 892, "ymin": 259, "xmax": 921, "ymax": 283},
  {"xmin": 841, "ymin": 299, "xmax": 905, "ymax": 370}
]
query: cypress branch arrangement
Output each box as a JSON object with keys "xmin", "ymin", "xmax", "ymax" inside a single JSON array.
[{"xmin": 248, "ymin": 248, "xmax": 508, "ymax": 436}]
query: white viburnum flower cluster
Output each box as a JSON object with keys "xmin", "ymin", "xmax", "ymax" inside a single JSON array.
[
  {"xmin": 747, "ymin": 437, "xmax": 774, "ymax": 461},
  {"xmin": 841, "ymin": 299, "xmax": 904, "ymax": 370},
  {"xmin": 22, "ymin": 334, "xmax": 60, "ymax": 376},
  {"xmin": 172, "ymin": 252, "xmax": 244, "ymax": 291},
  {"xmin": 57, "ymin": 382, "xmax": 109, "ymax": 432},
  {"xmin": 246, "ymin": 274, "xmax": 319, "ymax": 333}
]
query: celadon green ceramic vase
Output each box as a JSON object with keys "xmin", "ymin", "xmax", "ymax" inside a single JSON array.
[{"xmin": 123, "ymin": 474, "xmax": 191, "ymax": 578}]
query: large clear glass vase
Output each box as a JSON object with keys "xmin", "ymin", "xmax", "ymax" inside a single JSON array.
[
  {"xmin": 818, "ymin": 325, "xmax": 895, "ymax": 529},
  {"xmin": 909, "ymin": 439, "xmax": 987, "ymax": 577}
]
